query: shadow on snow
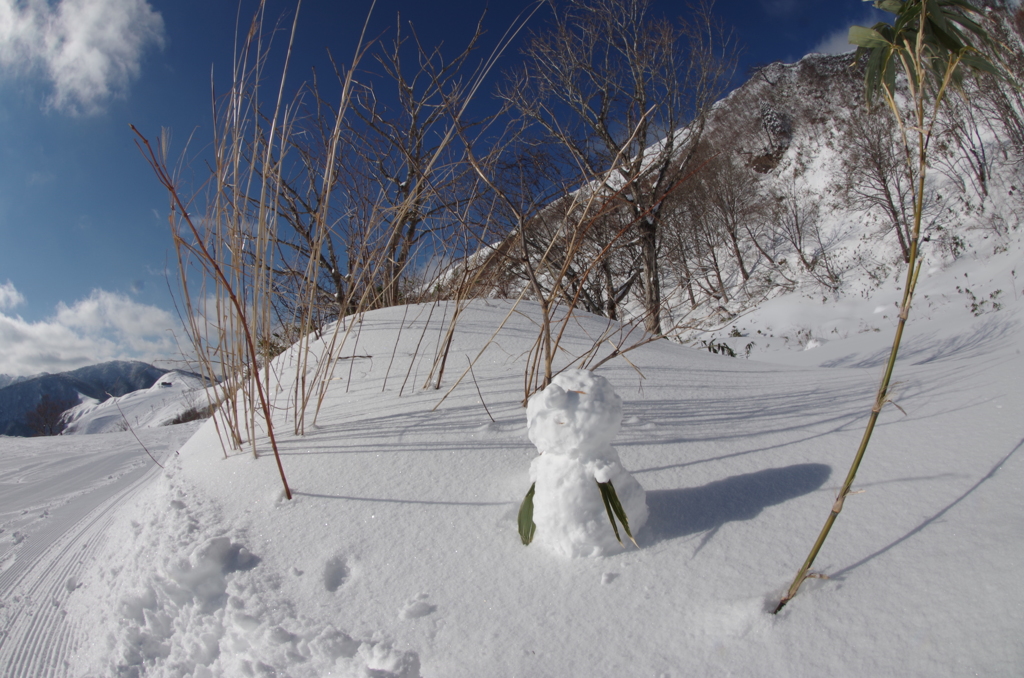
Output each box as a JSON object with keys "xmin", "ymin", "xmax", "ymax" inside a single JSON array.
[{"xmin": 643, "ymin": 463, "xmax": 832, "ymax": 547}]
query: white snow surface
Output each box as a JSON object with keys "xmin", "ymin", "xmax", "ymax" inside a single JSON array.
[
  {"xmin": 2, "ymin": 235, "xmax": 1024, "ymax": 675},
  {"xmin": 63, "ymin": 371, "xmax": 211, "ymax": 435},
  {"xmin": 527, "ymin": 370, "xmax": 648, "ymax": 557},
  {"xmin": 526, "ymin": 369, "xmax": 624, "ymax": 458},
  {"xmin": 0, "ymin": 423, "xmax": 201, "ymax": 678}
]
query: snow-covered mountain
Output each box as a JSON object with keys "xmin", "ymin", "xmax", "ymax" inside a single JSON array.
[
  {"xmin": 0, "ymin": 374, "xmax": 29, "ymax": 389},
  {"xmin": 62, "ymin": 369, "xmax": 213, "ymax": 435},
  {"xmin": 676, "ymin": 49, "xmax": 1022, "ymax": 350},
  {"xmin": 0, "ymin": 360, "xmax": 169, "ymax": 437},
  {"xmin": 471, "ymin": 47, "xmax": 1023, "ymax": 348}
]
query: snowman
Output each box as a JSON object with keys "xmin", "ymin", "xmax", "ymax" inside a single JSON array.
[{"xmin": 518, "ymin": 369, "xmax": 648, "ymax": 557}]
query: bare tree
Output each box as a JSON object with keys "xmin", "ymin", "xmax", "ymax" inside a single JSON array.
[
  {"xmin": 499, "ymin": 0, "xmax": 736, "ymax": 333},
  {"xmin": 692, "ymin": 144, "xmax": 773, "ymax": 283},
  {"xmin": 255, "ymin": 15, "xmax": 487, "ymax": 330},
  {"xmin": 462, "ymin": 124, "xmax": 614, "ymax": 392},
  {"xmin": 769, "ymin": 176, "xmax": 843, "ymax": 290},
  {"xmin": 348, "ymin": 19, "xmax": 485, "ymax": 308},
  {"xmin": 837, "ymin": 105, "xmax": 917, "ymax": 263},
  {"xmin": 26, "ymin": 395, "xmax": 77, "ymax": 436},
  {"xmin": 952, "ymin": 5, "xmax": 1024, "ymax": 183}
]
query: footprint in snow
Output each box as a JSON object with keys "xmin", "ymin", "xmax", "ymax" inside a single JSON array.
[
  {"xmin": 400, "ymin": 593, "xmax": 437, "ymax": 619},
  {"xmin": 323, "ymin": 555, "xmax": 349, "ymax": 592}
]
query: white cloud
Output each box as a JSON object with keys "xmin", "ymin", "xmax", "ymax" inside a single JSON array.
[
  {"xmin": 27, "ymin": 170, "xmax": 55, "ymax": 186},
  {"xmin": 0, "ymin": 280, "xmax": 26, "ymax": 310},
  {"xmin": 0, "ymin": 0, "xmax": 164, "ymax": 115},
  {"xmin": 0, "ymin": 284, "xmax": 180, "ymax": 376},
  {"xmin": 811, "ymin": 27, "xmax": 858, "ymax": 56},
  {"xmin": 811, "ymin": 8, "xmax": 887, "ymax": 58}
]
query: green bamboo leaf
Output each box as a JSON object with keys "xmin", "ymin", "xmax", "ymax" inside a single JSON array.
[
  {"xmin": 949, "ymin": 62, "xmax": 966, "ymax": 91},
  {"xmin": 596, "ymin": 481, "xmax": 624, "ymax": 546},
  {"xmin": 925, "ymin": 0, "xmax": 952, "ymax": 36},
  {"xmin": 929, "ymin": 21, "xmax": 968, "ymax": 53},
  {"xmin": 875, "ymin": 0, "xmax": 903, "ymax": 14},
  {"xmin": 603, "ymin": 480, "xmax": 640, "ymax": 548},
  {"xmin": 849, "ymin": 25, "xmax": 891, "ymax": 50},
  {"xmin": 934, "ymin": 0, "xmax": 989, "ymax": 45},
  {"xmin": 960, "ymin": 52, "xmax": 999, "ymax": 76},
  {"xmin": 863, "ymin": 45, "xmax": 893, "ymax": 104},
  {"xmin": 938, "ymin": 0, "xmax": 985, "ymax": 16},
  {"xmin": 949, "ymin": 15, "xmax": 987, "ymax": 43},
  {"xmin": 883, "ymin": 55, "xmax": 898, "ymax": 96},
  {"xmin": 892, "ymin": 8, "xmax": 918, "ymax": 37},
  {"xmin": 518, "ymin": 482, "xmax": 537, "ymax": 545}
]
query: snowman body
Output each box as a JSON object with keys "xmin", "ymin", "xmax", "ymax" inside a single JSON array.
[{"xmin": 526, "ymin": 369, "xmax": 648, "ymax": 557}]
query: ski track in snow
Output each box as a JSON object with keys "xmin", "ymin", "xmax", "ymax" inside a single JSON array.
[{"xmin": 0, "ymin": 426, "xmax": 197, "ymax": 678}]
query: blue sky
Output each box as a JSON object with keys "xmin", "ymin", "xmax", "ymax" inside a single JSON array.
[{"xmin": 0, "ymin": 0, "xmax": 883, "ymax": 376}]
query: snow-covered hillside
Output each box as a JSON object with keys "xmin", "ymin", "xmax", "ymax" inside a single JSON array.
[
  {"xmin": 2, "ymin": 215, "xmax": 1019, "ymax": 676},
  {"xmin": 0, "ymin": 374, "xmax": 28, "ymax": 390},
  {"xmin": 62, "ymin": 370, "xmax": 211, "ymax": 435},
  {"xmin": 0, "ymin": 360, "xmax": 169, "ymax": 437},
  {"xmin": 470, "ymin": 48, "xmax": 1023, "ymax": 351},
  {"xmin": 682, "ymin": 51, "xmax": 1024, "ymax": 352}
]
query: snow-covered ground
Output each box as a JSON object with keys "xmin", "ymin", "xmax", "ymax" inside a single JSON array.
[
  {"xmin": 1, "ymin": 227, "xmax": 1022, "ymax": 676},
  {"xmin": 63, "ymin": 371, "xmax": 211, "ymax": 435},
  {"xmin": 0, "ymin": 423, "xmax": 201, "ymax": 678}
]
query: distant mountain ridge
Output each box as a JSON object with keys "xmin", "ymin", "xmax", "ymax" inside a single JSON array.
[
  {"xmin": 0, "ymin": 361, "xmax": 169, "ymax": 437},
  {"xmin": 0, "ymin": 374, "xmax": 30, "ymax": 389}
]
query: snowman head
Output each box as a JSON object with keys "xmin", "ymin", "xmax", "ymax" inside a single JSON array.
[{"xmin": 526, "ymin": 369, "xmax": 622, "ymax": 457}]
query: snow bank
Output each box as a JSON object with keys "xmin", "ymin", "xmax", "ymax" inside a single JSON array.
[{"xmin": 7, "ymin": 282, "xmax": 1021, "ymax": 677}]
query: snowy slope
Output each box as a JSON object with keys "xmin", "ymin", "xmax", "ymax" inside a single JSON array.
[
  {"xmin": 0, "ymin": 361, "xmax": 168, "ymax": 437},
  {"xmin": 62, "ymin": 370, "xmax": 211, "ymax": 435},
  {"xmin": 0, "ymin": 424, "xmax": 201, "ymax": 678},
  {"xmin": 13, "ymin": 248, "xmax": 1014, "ymax": 678},
  {"xmin": 471, "ymin": 50, "xmax": 1023, "ymax": 350}
]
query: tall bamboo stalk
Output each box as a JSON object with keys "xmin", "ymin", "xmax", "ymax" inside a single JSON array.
[{"xmin": 774, "ymin": 0, "xmax": 1000, "ymax": 613}]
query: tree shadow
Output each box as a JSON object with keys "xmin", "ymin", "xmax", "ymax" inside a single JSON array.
[
  {"xmin": 820, "ymin": 316, "xmax": 1018, "ymax": 369},
  {"xmin": 828, "ymin": 437, "xmax": 1023, "ymax": 581},
  {"xmin": 643, "ymin": 463, "xmax": 832, "ymax": 547}
]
